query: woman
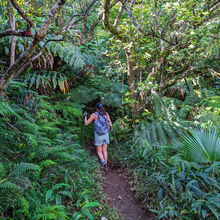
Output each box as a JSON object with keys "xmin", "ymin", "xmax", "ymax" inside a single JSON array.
[{"xmin": 84, "ymin": 102, "xmax": 112, "ymax": 170}]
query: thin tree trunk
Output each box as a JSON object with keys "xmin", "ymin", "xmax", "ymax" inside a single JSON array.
[
  {"xmin": 7, "ymin": 0, "xmax": 16, "ymax": 67},
  {"xmin": 125, "ymin": 49, "xmax": 137, "ymax": 117}
]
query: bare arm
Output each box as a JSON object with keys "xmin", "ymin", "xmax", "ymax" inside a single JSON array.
[
  {"xmin": 84, "ymin": 113, "xmax": 96, "ymax": 126},
  {"xmin": 107, "ymin": 113, "xmax": 112, "ymax": 129}
]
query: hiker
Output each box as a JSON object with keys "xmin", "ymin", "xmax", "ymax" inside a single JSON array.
[{"xmin": 84, "ymin": 102, "xmax": 112, "ymax": 170}]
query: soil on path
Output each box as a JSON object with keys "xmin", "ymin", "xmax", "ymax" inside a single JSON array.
[
  {"xmin": 102, "ymin": 168, "xmax": 151, "ymax": 220},
  {"xmin": 86, "ymin": 143, "xmax": 151, "ymax": 220}
]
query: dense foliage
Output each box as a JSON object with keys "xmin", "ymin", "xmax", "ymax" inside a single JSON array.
[{"xmin": 0, "ymin": 0, "xmax": 219, "ymax": 219}]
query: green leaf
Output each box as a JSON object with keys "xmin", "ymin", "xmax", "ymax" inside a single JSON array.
[
  {"xmin": 45, "ymin": 190, "xmax": 53, "ymax": 203},
  {"xmin": 81, "ymin": 209, "xmax": 94, "ymax": 220},
  {"xmin": 53, "ymin": 72, "xmax": 57, "ymax": 89},
  {"xmin": 71, "ymin": 211, "xmax": 82, "ymax": 219},
  {"xmin": 5, "ymin": 47, "xmax": 9, "ymax": 55},
  {"xmin": 58, "ymin": 191, "xmax": 72, "ymax": 198},
  {"xmin": 52, "ymin": 183, "xmax": 69, "ymax": 190},
  {"xmin": 29, "ymin": 73, "xmax": 36, "ymax": 88},
  {"xmin": 36, "ymin": 75, "xmax": 41, "ymax": 89},
  {"xmin": 56, "ymin": 194, "xmax": 62, "ymax": 205},
  {"xmin": 157, "ymin": 188, "xmax": 163, "ymax": 201},
  {"xmin": 82, "ymin": 202, "xmax": 101, "ymax": 209}
]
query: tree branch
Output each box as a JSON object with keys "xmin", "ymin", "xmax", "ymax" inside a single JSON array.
[
  {"xmin": 161, "ymin": 66, "xmax": 209, "ymax": 91},
  {"xmin": 0, "ymin": 29, "xmax": 33, "ymax": 38},
  {"xmin": 122, "ymin": 1, "xmax": 178, "ymax": 45},
  {"xmin": 64, "ymin": 0, "xmax": 98, "ymax": 31},
  {"xmin": 10, "ymin": 0, "xmax": 34, "ymax": 29},
  {"xmin": 103, "ymin": 0, "xmax": 127, "ymax": 42},
  {"xmin": 0, "ymin": 0, "xmax": 66, "ymax": 93},
  {"xmin": 114, "ymin": 2, "xmax": 124, "ymax": 27},
  {"xmin": 123, "ymin": 4, "xmax": 149, "ymax": 36},
  {"xmin": 86, "ymin": 13, "xmax": 103, "ymax": 41},
  {"xmin": 0, "ymin": 61, "xmax": 7, "ymax": 65},
  {"xmin": 15, "ymin": 39, "xmax": 64, "ymax": 76}
]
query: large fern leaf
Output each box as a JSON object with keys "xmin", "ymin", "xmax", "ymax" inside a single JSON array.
[
  {"xmin": 12, "ymin": 162, "xmax": 40, "ymax": 176},
  {"xmin": 46, "ymin": 42, "xmax": 95, "ymax": 69},
  {"xmin": 0, "ymin": 101, "xmax": 19, "ymax": 117}
]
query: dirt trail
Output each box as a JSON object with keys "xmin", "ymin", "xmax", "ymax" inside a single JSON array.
[
  {"xmin": 87, "ymin": 143, "xmax": 151, "ymax": 220},
  {"xmin": 102, "ymin": 167, "xmax": 151, "ymax": 220}
]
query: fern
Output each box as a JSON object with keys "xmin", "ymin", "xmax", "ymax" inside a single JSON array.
[
  {"xmin": 153, "ymin": 94, "xmax": 181, "ymax": 121},
  {"xmin": 0, "ymin": 181, "xmax": 23, "ymax": 191},
  {"xmin": 0, "ymin": 162, "xmax": 5, "ymax": 179},
  {"xmin": 16, "ymin": 119, "xmax": 39, "ymax": 134},
  {"xmin": 55, "ymin": 152, "xmax": 78, "ymax": 162},
  {"xmin": 34, "ymin": 205, "xmax": 68, "ymax": 220},
  {"xmin": 71, "ymin": 86, "xmax": 100, "ymax": 104},
  {"xmin": 12, "ymin": 162, "xmax": 40, "ymax": 176},
  {"xmin": 54, "ymin": 101, "xmax": 84, "ymax": 119},
  {"xmin": 101, "ymin": 83, "xmax": 123, "ymax": 107},
  {"xmin": 47, "ymin": 42, "xmax": 91, "ymax": 69},
  {"xmin": 40, "ymin": 160, "xmax": 57, "ymax": 168},
  {"xmin": 134, "ymin": 120, "xmax": 189, "ymax": 147},
  {"xmin": 0, "ymin": 101, "xmax": 19, "ymax": 117},
  {"xmin": 18, "ymin": 195, "xmax": 30, "ymax": 216},
  {"xmin": 183, "ymin": 92, "xmax": 201, "ymax": 105},
  {"xmin": 12, "ymin": 176, "xmax": 32, "ymax": 189},
  {"xmin": 157, "ymin": 122, "xmax": 168, "ymax": 145}
]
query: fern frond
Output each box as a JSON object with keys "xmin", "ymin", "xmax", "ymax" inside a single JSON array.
[
  {"xmin": 0, "ymin": 162, "xmax": 5, "ymax": 179},
  {"xmin": 71, "ymin": 86, "xmax": 99, "ymax": 104},
  {"xmin": 0, "ymin": 101, "xmax": 19, "ymax": 117},
  {"xmin": 18, "ymin": 195, "xmax": 30, "ymax": 216},
  {"xmin": 34, "ymin": 205, "xmax": 68, "ymax": 220},
  {"xmin": 47, "ymin": 42, "xmax": 87, "ymax": 69},
  {"xmin": 12, "ymin": 176, "xmax": 32, "ymax": 189},
  {"xmin": 47, "ymin": 146, "xmax": 65, "ymax": 154},
  {"xmin": 40, "ymin": 160, "xmax": 57, "ymax": 168},
  {"xmin": 0, "ymin": 181, "xmax": 23, "ymax": 191},
  {"xmin": 16, "ymin": 119, "xmax": 39, "ymax": 134},
  {"xmin": 55, "ymin": 152, "xmax": 77, "ymax": 162},
  {"xmin": 151, "ymin": 123, "xmax": 159, "ymax": 146},
  {"xmin": 12, "ymin": 162, "xmax": 40, "ymax": 176},
  {"xmin": 134, "ymin": 119, "xmax": 188, "ymax": 147}
]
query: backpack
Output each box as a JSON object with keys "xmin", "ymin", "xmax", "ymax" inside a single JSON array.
[{"xmin": 94, "ymin": 112, "xmax": 110, "ymax": 135}]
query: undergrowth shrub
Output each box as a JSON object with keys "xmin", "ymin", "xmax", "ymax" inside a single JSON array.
[
  {"xmin": 120, "ymin": 127, "xmax": 220, "ymax": 219},
  {"xmin": 0, "ymin": 85, "xmax": 108, "ymax": 219}
]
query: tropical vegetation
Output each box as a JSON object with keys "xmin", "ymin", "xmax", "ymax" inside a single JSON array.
[{"xmin": 0, "ymin": 0, "xmax": 219, "ymax": 219}]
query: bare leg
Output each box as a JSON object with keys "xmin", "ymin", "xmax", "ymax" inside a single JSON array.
[
  {"xmin": 96, "ymin": 146, "xmax": 104, "ymax": 161},
  {"xmin": 102, "ymin": 144, "xmax": 108, "ymax": 165}
]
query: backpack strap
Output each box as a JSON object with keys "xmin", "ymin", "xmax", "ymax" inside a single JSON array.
[
  {"xmin": 95, "ymin": 112, "xmax": 99, "ymax": 116},
  {"xmin": 95, "ymin": 111, "xmax": 109, "ymax": 125}
]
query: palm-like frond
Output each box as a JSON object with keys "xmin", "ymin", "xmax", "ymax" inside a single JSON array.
[{"xmin": 174, "ymin": 128, "xmax": 220, "ymax": 163}]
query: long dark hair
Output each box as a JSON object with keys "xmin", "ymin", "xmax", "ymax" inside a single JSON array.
[{"xmin": 96, "ymin": 102, "xmax": 106, "ymax": 116}]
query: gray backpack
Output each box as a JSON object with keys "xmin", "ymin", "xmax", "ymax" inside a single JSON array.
[{"xmin": 94, "ymin": 112, "xmax": 110, "ymax": 135}]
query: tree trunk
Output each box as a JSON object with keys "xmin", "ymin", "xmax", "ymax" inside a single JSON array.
[
  {"xmin": 125, "ymin": 49, "xmax": 138, "ymax": 117},
  {"xmin": 7, "ymin": 0, "xmax": 16, "ymax": 67}
]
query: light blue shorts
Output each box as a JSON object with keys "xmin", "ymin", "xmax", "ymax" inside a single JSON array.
[{"xmin": 94, "ymin": 132, "xmax": 110, "ymax": 146}]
